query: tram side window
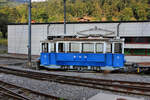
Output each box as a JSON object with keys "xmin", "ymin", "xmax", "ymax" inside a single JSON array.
[
  {"xmin": 42, "ymin": 43, "xmax": 48, "ymax": 53},
  {"xmin": 51, "ymin": 43, "xmax": 56, "ymax": 52},
  {"xmin": 83, "ymin": 43, "xmax": 94, "ymax": 53},
  {"xmin": 114, "ymin": 43, "xmax": 122, "ymax": 53},
  {"xmin": 58, "ymin": 43, "xmax": 64, "ymax": 52},
  {"xmin": 106, "ymin": 43, "xmax": 112, "ymax": 53},
  {"xmin": 96, "ymin": 43, "xmax": 103, "ymax": 53},
  {"xmin": 57, "ymin": 43, "xmax": 69, "ymax": 53},
  {"xmin": 70, "ymin": 43, "xmax": 80, "ymax": 53}
]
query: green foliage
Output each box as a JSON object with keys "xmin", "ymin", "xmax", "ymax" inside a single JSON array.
[
  {"xmin": 119, "ymin": 8, "xmax": 134, "ymax": 21},
  {"xmin": 0, "ymin": 38, "xmax": 7, "ymax": 46},
  {"xmin": 0, "ymin": 0, "xmax": 150, "ymax": 24},
  {"xmin": 0, "ymin": 12, "xmax": 8, "ymax": 38},
  {"xmin": 0, "ymin": 31, "xmax": 3, "ymax": 38}
]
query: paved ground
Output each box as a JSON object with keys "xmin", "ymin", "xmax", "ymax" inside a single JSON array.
[
  {"xmin": 0, "ymin": 45, "xmax": 7, "ymax": 51},
  {"xmin": 89, "ymin": 93, "xmax": 144, "ymax": 100}
]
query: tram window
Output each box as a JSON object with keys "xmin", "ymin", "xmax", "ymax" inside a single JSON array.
[
  {"xmin": 50, "ymin": 43, "xmax": 56, "ymax": 52},
  {"xmin": 83, "ymin": 43, "xmax": 94, "ymax": 53},
  {"xmin": 70, "ymin": 43, "xmax": 80, "ymax": 53},
  {"xmin": 114, "ymin": 43, "xmax": 122, "ymax": 53},
  {"xmin": 106, "ymin": 43, "xmax": 111, "ymax": 53},
  {"xmin": 42, "ymin": 43, "xmax": 48, "ymax": 53},
  {"xmin": 57, "ymin": 43, "xmax": 69, "ymax": 53},
  {"xmin": 58, "ymin": 43, "xmax": 64, "ymax": 52},
  {"xmin": 96, "ymin": 43, "xmax": 103, "ymax": 53}
]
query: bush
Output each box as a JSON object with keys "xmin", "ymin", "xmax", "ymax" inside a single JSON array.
[
  {"xmin": 0, "ymin": 31, "xmax": 2, "ymax": 38},
  {"xmin": 0, "ymin": 38, "xmax": 7, "ymax": 46}
]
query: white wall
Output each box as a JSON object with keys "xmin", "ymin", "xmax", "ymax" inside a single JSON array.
[
  {"xmin": 125, "ymin": 44, "xmax": 150, "ymax": 49},
  {"xmin": 125, "ymin": 56, "xmax": 150, "ymax": 63},
  {"xmin": 48, "ymin": 23, "xmax": 118, "ymax": 36},
  {"xmin": 48, "ymin": 22, "xmax": 150, "ymax": 37},
  {"xmin": 8, "ymin": 24, "xmax": 47, "ymax": 55}
]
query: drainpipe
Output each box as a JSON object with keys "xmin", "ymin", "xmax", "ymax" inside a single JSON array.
[
  {"xmin": 47, "ymin": 24, "xmax": 51, "ymax": 39},
  {"xmin": 117, "ymin": 23, "xmax": 121, "ymax": 39},
  {"xmin": 64, "ymin": 0, "xmax": 66, "ymax": 35}
]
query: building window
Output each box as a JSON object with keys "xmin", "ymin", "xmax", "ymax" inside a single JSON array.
[
  {"xmin": 125, "ymin": 37, "xmax": 150, "ymax": 44},
  {"xmin": 125, "ymin": 49, "xmax": 150, "ymax": 56},
  {"xmin": 147, "ymin": 49, "xmax": 150, "ymax": 55},
  {"xmin": 132, "ymin": 49, "xmax": 145, "ymax": 55},
  {"xmin": 124, "ymin": 49, "xmax": 132, "ymax": 55}
]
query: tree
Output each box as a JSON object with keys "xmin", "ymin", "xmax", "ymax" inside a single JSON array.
[
  {"xmin": 0, "ymin": 0, "xmax": 150, "ymax": 23},
  {"xmin": 119, "ymin": 7, "xmax": 134, "ymax": 21},
  {"xmin": 0, "ymin": 12, "xmax": 8, "ymax": 38},
  {"xmin": 134, "ymin": 3, "xmax": 147, "ymax": 20}
]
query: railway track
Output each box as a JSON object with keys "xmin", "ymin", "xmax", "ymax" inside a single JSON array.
[
  {"xmin": 0, "ymin": 55, "xmax": 28, "ymax": 60},
  {"xmin": 0, "ymin": 66, "xmax": 149, "ymax": 97},
  {"xmin": 0, "ymin": 79, "xmax": 61, "ymax": 100}
]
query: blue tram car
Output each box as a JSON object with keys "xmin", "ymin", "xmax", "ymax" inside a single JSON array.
[{"xmin": 39, "ymin": 37, "xmax": 125, "ymax": 71}]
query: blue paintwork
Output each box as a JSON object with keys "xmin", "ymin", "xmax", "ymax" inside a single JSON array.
[{"xmin": 40, "ymin": 53, "xmax": 125, "ymax": 68}]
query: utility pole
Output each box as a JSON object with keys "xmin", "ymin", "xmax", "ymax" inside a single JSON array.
[
  {"xmin": 28, "ymin": 0, "xmax": 32, "ymax": 66},
  {"xmin": 64, "ymin": 0, "xmax": 66, "ymax": 35}
]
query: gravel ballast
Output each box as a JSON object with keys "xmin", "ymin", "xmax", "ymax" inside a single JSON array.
[
  {"xmin": 0, "ymin": 73, "xmax": 100, "ymax": 100},
  {"xmin": 0, "ymin": 72, "xmax": 148, "ymax": 100}
]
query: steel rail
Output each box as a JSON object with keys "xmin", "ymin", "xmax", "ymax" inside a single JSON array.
[
  {"xmin": 0, "ymin": 66, "xmax": 150, "ymax": 97},
  {"xmin": 0, "ymin": 56, "xmax": 28, "ymax": 60},
  {"xmin": 0, "ymin": 86, "xmax": 31, "ymax": 100},
  {"xmin": 0, "ymin": 91, "xmax": 29, "ymax": 100},
  {"xmin": 0, "ymin": 80, "xmax": 61, "ymax": 100},
  {"xmin": 57, "ymin": 81, "xmax": 150, "ymax": 97}
]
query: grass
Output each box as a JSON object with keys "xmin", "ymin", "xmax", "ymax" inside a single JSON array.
[
  {"xmin": 0, "ymin": 38, "xmax": 7, "ymax": 46},
  {"xmin": 0, "ymin": 50, "xmax": 7, "ymax": 54}
]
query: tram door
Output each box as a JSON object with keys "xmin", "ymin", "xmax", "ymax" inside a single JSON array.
[
  {"xmin": 114, "ymin": 43, "xmax": 122, "ymax": 53},
  {"xmin": 40, "ymin": 43, "xmax": 50, "ymax": 65},
  {"xmin": 113, "ymin": 43, "xmax": 124, "ymax": 67}
]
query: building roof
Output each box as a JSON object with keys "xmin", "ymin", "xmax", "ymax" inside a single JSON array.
[{"xmin": 8, "ymin": 20, "xmax": 150, "ymax": 25}]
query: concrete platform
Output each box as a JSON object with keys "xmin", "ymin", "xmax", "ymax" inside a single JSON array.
[{"xmin": 88, "ymin": 93, "xmax": 144, "ymax": 100}]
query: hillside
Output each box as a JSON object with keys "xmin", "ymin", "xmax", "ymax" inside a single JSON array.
[
  {"xmin": 0, "ymin": 0, "xmax": 150, "ymax": 23},
  {"xmin": 10, "ymin": 0, "xmax": 26, "ymax": 3}
]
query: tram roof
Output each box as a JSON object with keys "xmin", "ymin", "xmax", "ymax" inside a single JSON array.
[
  {"xmin": 41, "ymin": 38, "xmax": 124, "ymax": 43},
  {"xmin": 53, "ymin": 38, "xmax": 110, "ymax": 41}
]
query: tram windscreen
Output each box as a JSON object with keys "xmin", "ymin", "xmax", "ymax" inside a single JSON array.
[
  {"xmin": 42, "ymin": 43, "xmax": 48, "ymax": 53},
  {"xmin": 114, "ymin": 43, "xmax": 122, "ymax": 53}
]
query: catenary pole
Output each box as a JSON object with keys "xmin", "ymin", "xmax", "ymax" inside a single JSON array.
[
  {"xmin": 64, "ymin": 0, "xmax": 66, "ymax": 35},
  {"xmin": 28, "ymin": 0, "xmax": 32, "ymax": 66}
]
